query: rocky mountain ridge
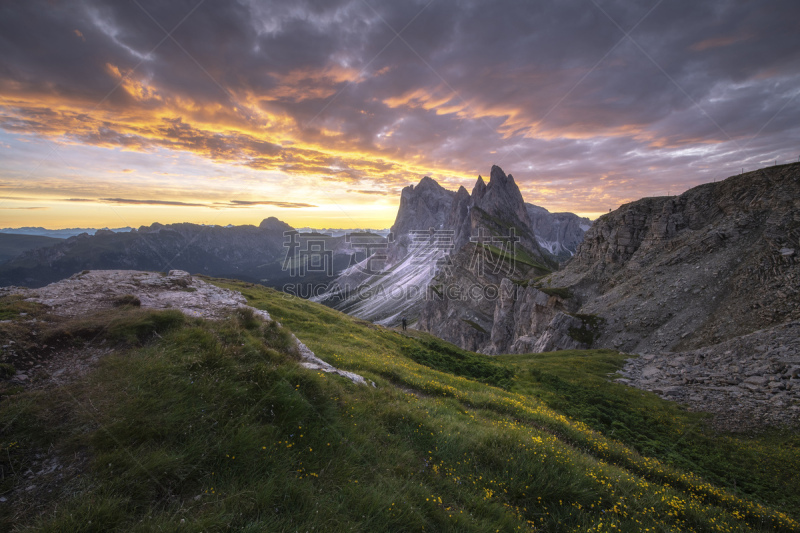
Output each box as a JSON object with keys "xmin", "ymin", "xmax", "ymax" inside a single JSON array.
[
  {"xmin": 526, "ymin": 204, "xmax": 591, "ymax": 259},
  {"xmin": 550, "ymin": 162, "xmax": 799, "ymax": 353},
  {"xmin": 420, "ymin": 163, "xmax": 799, "ymax": 356},
  {"xmin": 0, "ymin": 217, "xmax": 366, "ymax": 290},
  {"xmin": 417, "ymin": 162, "xmax": 799, "ymax": 427},
  {"xmin": 315, "ymin": 166, "xmax": 583, "ymax": 326}
]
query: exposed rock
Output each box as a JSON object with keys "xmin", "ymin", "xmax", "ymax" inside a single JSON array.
[
  {"xmin": 477, "ymin": 166, "xmax": 530, "ymax": 234},
  {"xmin": 471, "ymin": 175, "xmax": 487, "ymax": 203},
  {"xmin": 416, "ymin": 243, "xmax": 574, "ymax": 355},
  {"xmin": 446, "ymin": 185, "xmax": 473, "ymax": 252},
  {"xmin": 620, "ymin": 320, "xmax": 800, "ymax": 431},
  {"xmin": 549, "ymin": 163, "xmax": 800, "ymax": 354},
  {"xmin": 529, "ymin": 312, "xmax": 587, "ymax": 353},
  {"xmin": 319, "ymin": 166, "xmax": 563, "ymax": 328},
  {"xmin": 390, "ymin": 176, "xmax": 456, "ymax": 260},
  {"xmin": 1, "ymin": 270, "xmax": 368, "ymax": 385},
  {"xmin": 526, "ymin": 204, "xmax": 592, "ymax": 259}
]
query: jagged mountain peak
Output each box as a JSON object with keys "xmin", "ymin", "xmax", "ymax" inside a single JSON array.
[
  {"xmin": 489, "ymin": 165, "xmax": 510, "ymax": 184},
  {"xmin": 317, "ymin": 164, "xmax": 595, "ymax": 328},
  {"xmin": 413, "ymin": 175, "xmax": 446, "ymax": 191},
  {"xmin": 484, "ymin": 165, "xmax": 520, "ymax": 197},
  {"xmin": 471, "ymin": 175, "xmax": 487, "ymax": 202},
  {"xmin": 476, "ymin": 165, "xmax": 529, "ymax": 230},
  {"xmin": 391, "ymin": 175, "xmax": 456, "ymax": 239}
]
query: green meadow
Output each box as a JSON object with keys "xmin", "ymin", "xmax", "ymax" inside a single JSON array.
[{"xmin": 0, "ymin": 278, "xmax": 797, "ymax": 532}]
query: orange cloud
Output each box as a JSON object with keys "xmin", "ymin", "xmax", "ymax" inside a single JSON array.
[{"xmin": 690, "ymin": 32, "xmax": 754, "ymax": 52}]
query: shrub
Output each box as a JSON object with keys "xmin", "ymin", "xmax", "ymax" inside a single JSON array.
[
  {"xmin": 0, "ymin": 363, "xmax": 16, "ymax": 379},
  {"xmin": 404, "ymin": 339, "xmax": 514, "ymax": 389},
  {"xmin": 112, "ymin": 294, "xmax": 141, "ymax": 307},
  {"xmin": 235, "ymin": 307, "xmax": 260, "ymax": 330},
  {"xmin": 262, "ymin": 320, "xmax": 296, "ymax": 354},
  {"xmin": 107, "ymin": 309, "xmax": 186, "ymax": 345},
  {"xmin": 567, "ymin": 313, "xmax": 605, "ymax": 346}
]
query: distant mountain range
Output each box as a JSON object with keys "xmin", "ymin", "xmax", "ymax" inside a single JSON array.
[
  {"xmin": 0, "ymin": 218, "xmax": 386, "ymax": 289},
  {"xmin": 0, "ymin": 226, "xmax": 133, "ymax": 238},
  {"xmin": 294, "ymin": 227, "xmax": 391, "ymax": 237},
  {"xmin": 1, "ymin": 226, "xmax": 391, "ymax": 240},
  {"xmin": 1, "ymin": 173, "xmax": 591, "ymax": 297}
]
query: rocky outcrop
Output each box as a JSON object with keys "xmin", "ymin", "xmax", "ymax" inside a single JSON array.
[
  {"xmin": 414, "ymin": 166, "xmax": 593, "ymax": 354},
  {"xmin": 487, "ymin": 279, "xmax": 583, "ymax": 354},
  {"xmin": 550, "ymin": 163, "xmax": 800, "ymax": 354},
  {"xmin": 452, "ymin": 166, "xmax": 543, "ymax": 254},
  {"xmin": 416, "ymin": 241, "xmax": 574, "ymax": 354},
  {"xmin": 618, "ymin": 320, "xmax": 800, "ymax": 431},
  {"xmin": 446, "ymin": 186, "xmax": 472, "ymax": 251},
  {"xmin": 478, "ymin": 166, "xmax": 531, "ymax": 231},
  {"xmin": 1, "ymin": 269, "xmax": 369, "ymax": 385}
]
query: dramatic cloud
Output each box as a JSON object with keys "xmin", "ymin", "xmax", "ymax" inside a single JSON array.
[
  {"xmin": 65, "ymin": 197, "xmax": 316, "ymax": 209},
  {"xmin": 93, "ymin": 198, "xmax": 209, "ymax": 207},
  {"xmin": 1, "ymin": 0, "xmax": 799, "ymax": 226},
  {"xmin": 225, "ymin": 200, "xmax": 317, "ymax": 208}
]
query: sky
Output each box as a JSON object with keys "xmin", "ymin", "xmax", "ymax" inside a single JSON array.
[{"xmin": 1, "ymin": 0, "xmax": 799, "ymax": 230}]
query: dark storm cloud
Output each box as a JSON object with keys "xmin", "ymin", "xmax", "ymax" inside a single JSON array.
[{"xmin": 1, "ymin": 0, "xmax": 799, "ymax": 213}]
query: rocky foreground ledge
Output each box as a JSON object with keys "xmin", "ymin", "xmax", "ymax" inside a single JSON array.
[
  {"xmin": 618, "ymin": 321, "xmax": 800, "ymax": 431},
  {"xmin": 1, "ymin": 270, "xmax": 369, "ymax": 386}
]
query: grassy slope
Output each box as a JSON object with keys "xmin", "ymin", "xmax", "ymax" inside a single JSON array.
[{"xmin": 0, "ymin": 279, "xmax": 797, "ymax": 532}]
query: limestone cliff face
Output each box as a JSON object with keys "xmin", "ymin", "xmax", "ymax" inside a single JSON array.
[
  {"xmin": 416, "ymin": 240, "xmax": 578, "ymax": 354},
  {"xmin": 487, "ymin": 279, "xmax": 584, "ymax": 354},
  {"xmin": 551, "ymin": 163, "xmax": 800, "ymax": 353},
  {"xmin": 526, "ymin": 204, "xmax": 592, "ymax": 259},
  {"xmin": 415, "ymin": 167, "xmax": 587, "ymax": 354},
  {"xmin": 321, "ymin": 166, "xmax": 559, "ymax": 327},
  {"xmin": 478, "ymin": 166, "xmax": 530, "ymax": 230},
  {"xmin": 390, "ymin": 176, "xmax": 456, "ymax": 260},
  {"xmin": 453, "ymin": 166, "xmax": 543, "ymax": 254}
]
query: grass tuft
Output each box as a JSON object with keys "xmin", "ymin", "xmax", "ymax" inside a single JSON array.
[{"xmin": 112, "ymin": 294, "xmax": 141, "ymax": 307}]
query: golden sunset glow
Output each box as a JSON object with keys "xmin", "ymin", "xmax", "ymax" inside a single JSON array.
[{"xmin": 1, "ymin": 1, "xmax": 798, "ymax": 229}]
